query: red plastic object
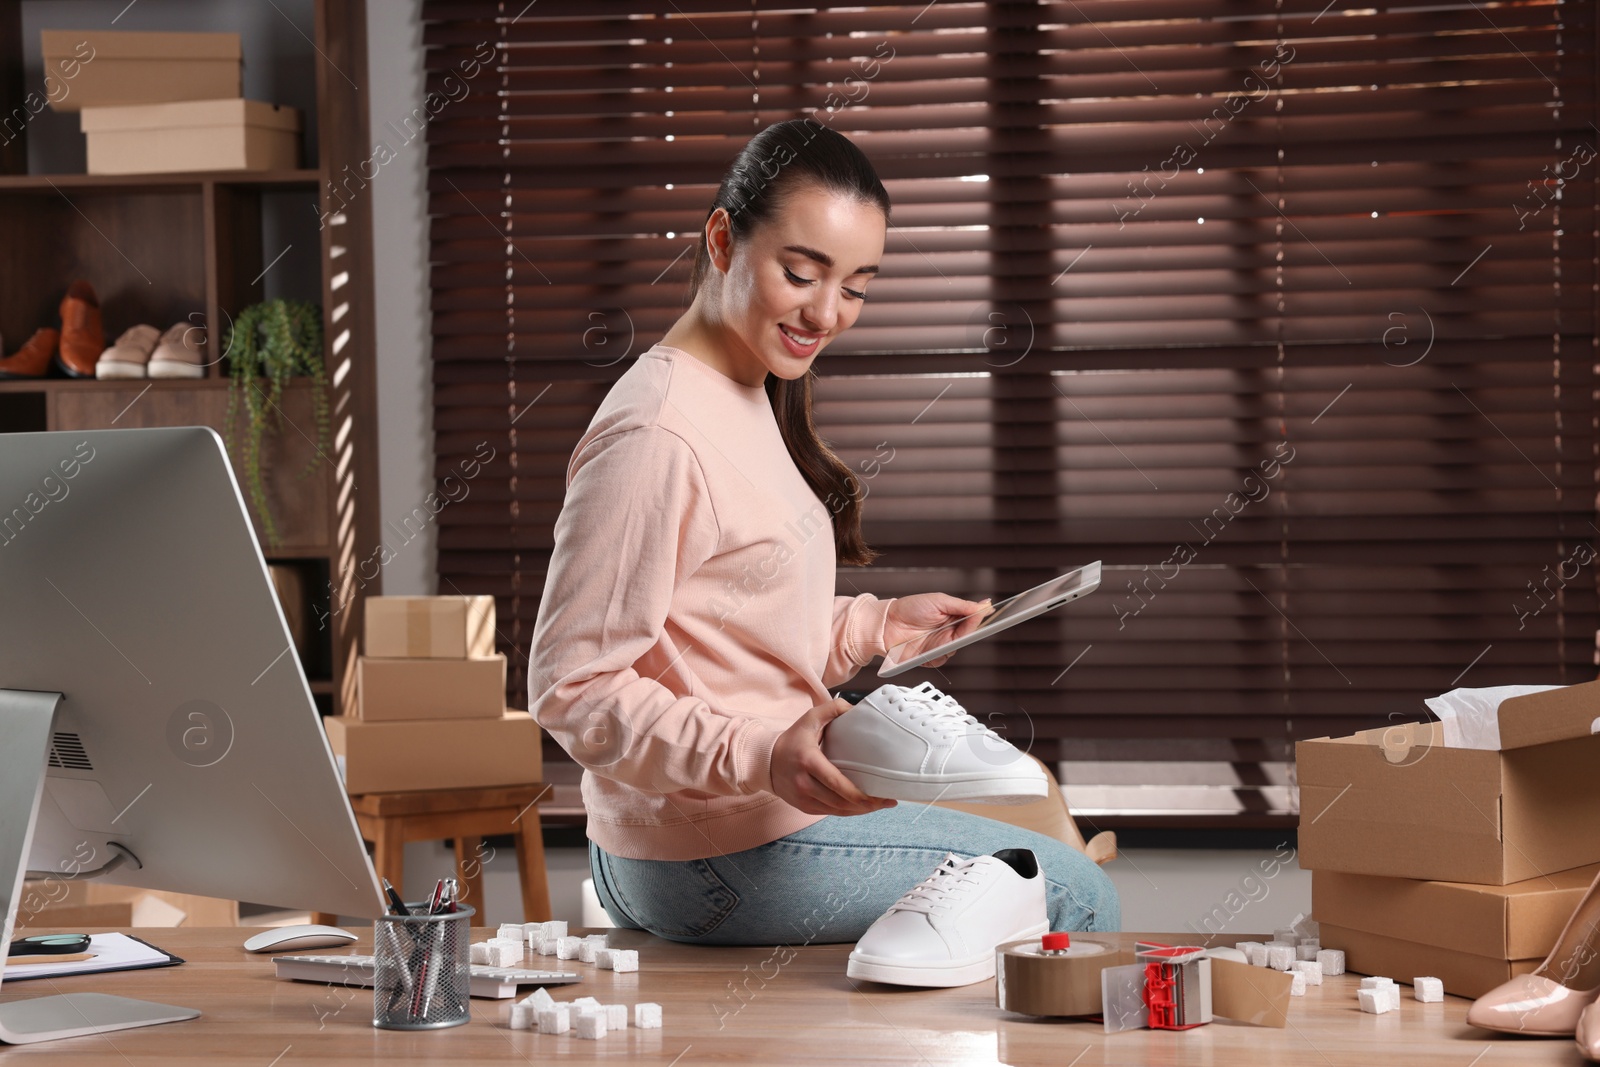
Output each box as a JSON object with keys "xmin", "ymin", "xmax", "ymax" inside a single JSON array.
[{"xmin": 1041, "ymin": 932, "xmax": 1071, "ymax": 952}]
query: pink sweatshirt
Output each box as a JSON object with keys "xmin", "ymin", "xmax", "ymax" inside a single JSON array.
[{"xmin": 528, "ymin": 344, "xmax": 896, "ymax": 860}]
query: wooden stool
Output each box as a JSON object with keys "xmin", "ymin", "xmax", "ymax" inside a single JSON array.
[{"xmin": 313, "ymin": 784, "xmax": 552, "ymax": 926}]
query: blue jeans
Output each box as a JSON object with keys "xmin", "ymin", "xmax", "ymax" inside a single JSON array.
[{"xmin": 588, "ymin": 803, "xmax": 1122, "ymax": 946}]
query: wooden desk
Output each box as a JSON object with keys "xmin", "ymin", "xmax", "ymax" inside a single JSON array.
[{"xmin": 0, "ymin": 928, "xmax": 1584, "ymax": 1065}]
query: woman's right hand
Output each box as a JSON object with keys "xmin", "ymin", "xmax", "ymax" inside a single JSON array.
[{"xmin": 769, "ymin": 696, "xmax": 897, "ymax": 817}]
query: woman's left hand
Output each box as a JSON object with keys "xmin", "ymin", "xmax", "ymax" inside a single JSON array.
[{"xmin": 882, "ymin": 592, "xmax": 994, "ymax": 668}]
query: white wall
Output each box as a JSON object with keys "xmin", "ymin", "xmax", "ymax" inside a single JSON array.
[{"xmin": 365, "ymin": 0, "xmax": 436, "ymax": 597}]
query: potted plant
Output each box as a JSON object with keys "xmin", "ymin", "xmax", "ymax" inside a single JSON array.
[{"xmin": 222, "ymin": 298, "xmax": 329, "ymax": 546}]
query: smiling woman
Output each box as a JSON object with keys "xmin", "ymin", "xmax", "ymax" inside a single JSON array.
[
  {"xmin": 664, "ymin": 118, "xmax": 889, "ymax": 568},
  {"xmin": 526, "ymin": 118, "xmax": 1121, "ymax": 951}
]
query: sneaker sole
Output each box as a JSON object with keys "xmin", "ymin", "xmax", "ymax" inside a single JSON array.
[
  {"xmin": 95, "ymin": 360, "xmax": 148, "ymax": 379},
  {"xmin": 835, "ymin": 766, "xmax": 1048, "ymax": 805},
  {"xmin": 147, "ymin": 361, "xmax": 205, "ymax": 379},
  {"xmin": 846, "ymin": 920, "xmax": 1051, "ymax": 987}
]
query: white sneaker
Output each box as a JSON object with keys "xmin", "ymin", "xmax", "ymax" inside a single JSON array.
[
  {"xmin": 847, "ymin": 849, "xmax": 1050, "ymax": 987},
  {"xmin": 822, "ymin": 682, "xmax": 1048, "ymax": 803}
]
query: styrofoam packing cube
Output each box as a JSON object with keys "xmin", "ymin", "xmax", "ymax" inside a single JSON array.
[
  {"xmin": 578, "ymin": 940, "xmax": 600, "ymax": 963},
  {"xmin": 595, "ymin": 948, "xmax": 615, "ymax": 969},
  {"xmin": 1266, "ymin": 945, "xmax": 1295, "ymax": 971},
  {"xmin": 1414, "ymin": 976, "xmax": 1444, "ymax": 1003},
  {"xmin": 522, "ymin": 987, "xmax": 554, "ymax": 1011},
  {"xmin": 1296, "ymin": 943, "xmax": 1319, "ymax": 961},
  {"xmin": 605, "ymin": 1003, "xmax": 628, "ymax": 1030},
  {"xmin": 1292, "ymin": 916, "xmax": 1320, "ymax": 941},
  {"xmin": 1292, "ymin": 960, "xmax": 1323, "ymax": 986},
  {"xmin": 583, "ymin": 933, "xmax": 608, "ymax": 944},
  {"xmin": 485, "ymin": 939, "xmax": 522, "ymax": 968},
  {"xmin": 544, "ymin": 921, "xmax": 568, "ymax": 940},
  {"xmin": 497, "ymin": 922, "xmax": 524, "ymax": 941},
  {"xmin": 1235, "ymin": 940, "xmax": 1263, "ymax": 956},
  {"xmin": 571, "ymin": 996, "xmax": 601, "ymax": 1012},
  {"xmin": 1357, "ymin": 988, "xmax": 1390, "ymax": 1015},
  {"xmin": 1289, "ymin": 971, "xmax": 1307, "ymax": 997},
  {"xmin": 536, "ymin": 939, "xmax": 558, "ymax": 956},
  {"xmin": 1245, "ymin": 943, "xmax": 1269, "ymax": 968},
  {"xmin": 1358, "ymin": 976, "xmax": 1393, "ymax": 990},
  {"xmin": 522, "ymin": 921, "xmax": 545, "ymax": 943},
  {"xmin": 635, "ymin": 1002, "xmax": 662, "ymax": 1029},
  {"xmin": 555, "ymin": 936, "xmax": 582, "ymax": 960},
  {"xmin": 537, "ymin": 1005, "xmax": 570, "ymax": 1035},
  {"xmin": 509, "ymin": 1002, "xmax": 534, "ymax": 1030},
  {"xmin": 1388, "ymin": 985, "xmax": 1402, "ymax": 1011},
  {"xmin": 1316, "ymin": 949, "xmax": 1345, "ymax": 976},
  {"xmin": 611, "ymin": 949, "xmax": 639, "ymax": 973},
  {"xmin": 469, "ymin": 942, "xmax": 489, "ymax": 965},
  {"xmin": 575, "ymin": 1011, "xmax": 607, "ymax": 1039},
  {"xmin": 1273, "ymin": 928, "xmax": 1297, "ymax": 944}
]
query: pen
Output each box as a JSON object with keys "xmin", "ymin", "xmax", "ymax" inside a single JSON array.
[
  {"xmin": 432, "ymin": 878, "xmax": 458, "ymax": 915},
  {"xmin": 382, "ymin": 877, "xmax": 410, "ymax": 916},
  {"xmin": 426, "ymin": 878, "xmax": 446, "ymax": 916}
]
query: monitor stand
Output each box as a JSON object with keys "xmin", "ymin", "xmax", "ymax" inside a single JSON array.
[{"xmin": 0, "ymin": 689, "xmax": 200, "ymax": 1045}]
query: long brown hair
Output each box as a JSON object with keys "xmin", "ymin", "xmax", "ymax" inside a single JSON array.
[{"xmin": 685, "ymin": 118, "xmax": 888, "ymax": 566}]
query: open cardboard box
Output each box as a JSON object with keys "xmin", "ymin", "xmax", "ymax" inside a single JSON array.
[
  {"xmin": 1313, "ymin": 863, "xmax": 1597, "ymax": 997},
  {"xmin": 1297, "ymin": 679, "xmax": 1600, "ymax": 884}
]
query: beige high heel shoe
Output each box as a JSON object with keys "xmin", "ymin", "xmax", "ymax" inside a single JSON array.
[
  {"xmin": 1578, "ymin": 999, "xmax": 1600, "ymax": 1061},
  {"xmin": 1467, "ymin": 868, "xmax": 1600, "ymax": 1035}
]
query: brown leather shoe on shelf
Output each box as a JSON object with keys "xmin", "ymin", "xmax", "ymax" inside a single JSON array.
[
  {"xmin": 0, "ymin": 328, "xmax": 59, "ymax": 379},
  {"xmin": 55, "ymin": 279, "xmax": 104, "ymax": 378}
]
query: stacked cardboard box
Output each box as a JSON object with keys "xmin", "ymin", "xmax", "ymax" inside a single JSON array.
[
  {"xmin": 1297, "ymin": 680, "xmax": 1600, "ymax": 997},
  {"xmin": 323, "ymin": 596, "xmax": 542, "ymax": 794},
  {"xmin": 40, "ymin": 29, "xmax": 301, "ymax": 174}
]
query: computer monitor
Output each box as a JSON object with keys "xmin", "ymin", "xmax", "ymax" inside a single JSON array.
[{"xmin": 0, "ymin": 426, "xmax": 386, "ymax": 1044}]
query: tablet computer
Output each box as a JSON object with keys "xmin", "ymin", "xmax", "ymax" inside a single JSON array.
[{"xmin": 876, "ymin": 561, "xmax": 1102, "ymax": 678}]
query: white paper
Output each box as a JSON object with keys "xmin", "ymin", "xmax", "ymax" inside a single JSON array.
[
  {"xmin": 4, "ymin": 932, "xmax": 171, "ymax": 982},
  {"xmin": 1423, "ymin": 684, "xmax": 1564, "ymax": 750}
]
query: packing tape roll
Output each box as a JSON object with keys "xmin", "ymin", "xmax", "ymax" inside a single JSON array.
[{"xmin": 995, "ymin": 938, "xmax": 1130, "ymax": 1017}]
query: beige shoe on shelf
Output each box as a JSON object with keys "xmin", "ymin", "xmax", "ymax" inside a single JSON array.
[
  {"xmin": 146, "ymin": 322, "xmax": 205, "ymax": 379},
  {"xmin": 95, "ymin": 323, "xmax": 162, "ymax": 380},
  {"xmin": 1467, "ymin": 868, "xmax": 1600, "ymax": 1036}
]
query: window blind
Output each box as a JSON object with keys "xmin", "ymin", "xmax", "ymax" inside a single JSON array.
[{"xmin": 421, "ymin": 0, "xmax": 1597, "ymax": 821}]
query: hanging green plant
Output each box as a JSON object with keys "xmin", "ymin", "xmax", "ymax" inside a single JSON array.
[{"xmin": 222, "ymin": 298, "xmax": 329, "ymax": 547}]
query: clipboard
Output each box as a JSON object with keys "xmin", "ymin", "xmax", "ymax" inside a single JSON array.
[{"xmin": 2, "ymin": 933, "xmax": 184, "ymax": 983}]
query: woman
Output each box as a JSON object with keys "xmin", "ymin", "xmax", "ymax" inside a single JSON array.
[{"xmin": 529, "ymin": 118, "xmax": 1120, "ymax": 945}]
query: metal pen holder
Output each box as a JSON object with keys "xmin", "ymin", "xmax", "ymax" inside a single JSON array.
[{"xmin": 372, "ymin": 903, "xmax": 474, "ymax": 1030}]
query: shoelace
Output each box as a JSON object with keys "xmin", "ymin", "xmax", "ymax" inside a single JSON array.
[
  {"xmin": 889, "ymin": 853, "xmax": 988, "ymax": 917},
  {"xmin": 885, "ymin": 682, "xmax": 1000, "ymax": 743}
]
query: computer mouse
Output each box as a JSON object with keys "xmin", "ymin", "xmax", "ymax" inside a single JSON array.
[{"xmin": 243, "ymin": 924, "xmax": 359, "ymax": 953}]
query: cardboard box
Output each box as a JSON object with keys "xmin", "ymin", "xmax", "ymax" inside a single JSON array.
[
  {"xmin": 1314, "ymin": 864, "xmax": 1597, "ymax": 962},
  {"xmin": 1297, "ymin": 680, "xmax": 1600, "ymax": 884},
  {"xmin": 365, "ymin": 595, "xmax": 496, "ymax": 659},
  {"xmin": 356, "ymin": 654, "xmax": 506, "ymax": 721},
  {"xmin": 81, "ymin": 98, "xmax": 300, "ymax": 175},
  {"xmin": 1319, "ymin": 925, "xmax": 1541, "ymax": 1000},
  {"xmin": 42, "ymin": 30, "xmax": 241, "ymax": 112},
  {"xmin": 324, "ymin": 711, "xmax": 543, "ymax": 794}
]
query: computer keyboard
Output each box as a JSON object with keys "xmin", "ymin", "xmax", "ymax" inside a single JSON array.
[{"xmin": 274, "ymin": 953, "xmax": 581, "ymax": 999}]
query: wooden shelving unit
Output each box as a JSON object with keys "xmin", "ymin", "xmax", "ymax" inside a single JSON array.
[{"xmin": 0, "ymin": 0, "xmax": 382, "ymax": 717}]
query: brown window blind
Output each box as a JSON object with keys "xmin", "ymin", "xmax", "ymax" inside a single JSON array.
[{"xmin": 421, "ymin": 0, "xmax": 1598, "ymax": 821}]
